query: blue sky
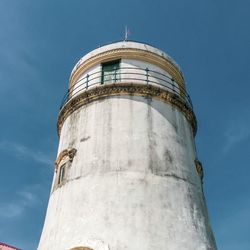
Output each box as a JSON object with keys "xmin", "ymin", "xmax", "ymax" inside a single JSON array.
[{"xmin": 0, "ymin": 0, "xmax": 249, "ymax": 249}]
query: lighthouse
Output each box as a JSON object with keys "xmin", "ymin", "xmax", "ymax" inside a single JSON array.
[{"xmin": 38, "ymin": 41, "xmax": 217, "ymax": 250}]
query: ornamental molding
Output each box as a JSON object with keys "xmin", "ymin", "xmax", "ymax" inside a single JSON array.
[
  {"xmin": 69, "ymin": 47, "xmax": 185, "ymax": 91},
  {"xmin": 57, "ymin": 83, "xmax": 197, "ymax": 137},
  {"xmin": 194, "ymin": 159, "xmax": 204, "ymax": 181},
  {"xmin": 54, "ymin": 148, "xmax": 77, "ymax": 170}
]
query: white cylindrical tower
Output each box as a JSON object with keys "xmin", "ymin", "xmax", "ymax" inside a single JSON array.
[{"xmin": 38, "ymin": 41, "xmax": 216, "ymax": 250}]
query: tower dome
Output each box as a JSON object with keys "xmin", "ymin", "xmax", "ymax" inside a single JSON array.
[{"xmin": 38, "ymin": 41, "xmax": 216, "ymax": 250}]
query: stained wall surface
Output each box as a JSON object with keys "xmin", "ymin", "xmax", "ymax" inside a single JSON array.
[{"xmin": 38, "ymin": 95, "xmax": 216, "ymax": 250}]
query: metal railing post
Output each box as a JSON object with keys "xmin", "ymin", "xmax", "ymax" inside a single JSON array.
[
  {"xmin": 145, "ymin": 68, "xmax": 149, "ymax": 85},
  {"xmin": 171, "ymin": 78, "xmax": 175, "ymax": 93},
  {"xmin": 114, "ymin": 69, "xmax": 117, "ymax": 83},
  {"xmin": 86, "ymin": 74, "xmax": 89, "ymax": 89}
]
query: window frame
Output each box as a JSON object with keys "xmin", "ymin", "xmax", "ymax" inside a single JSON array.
[
  {"xmin": 101, "ymin": 59, "xmax": 121, "ymax": 84},
  {"xmin": 58, "ymin": 163, "xmax": 66, "ymax": 185},
  {"xmin": 53, "ymin": 148, "xmax": 77, "ymax": 191}
]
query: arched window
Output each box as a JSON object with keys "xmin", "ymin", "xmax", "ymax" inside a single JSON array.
[
  {"xmin": 53, "ymin": 148, "xmax": 77, "ymax": 190},
  {"xmin": 58, "ymin": 163, "xmax": 66, "ymax": 184}
]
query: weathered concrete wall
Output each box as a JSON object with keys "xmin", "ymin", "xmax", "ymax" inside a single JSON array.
[{"xmin": 38, "ymin": 96, "xmax": 216, "ymax": 250}]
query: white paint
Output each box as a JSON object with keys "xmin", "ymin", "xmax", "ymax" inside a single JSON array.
[
  {"xmin": 38, "ymin": 42, "xmax": 216, "ymax": 250},
  {"xmin": 72, "ymin": 64, "xmax": 101, "ymax": 97},
  {"xmin": 120, "ymin": 59, "xmax": 180, "ymax": 93},
  {"xmin": 38, "ymin": 97, "xmax": 216, "ymax": 250},
  {"xmin": 70, "ymin": 41, "xmax": 183, "ymax": 79}
]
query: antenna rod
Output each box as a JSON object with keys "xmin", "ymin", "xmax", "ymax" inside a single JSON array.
[{"xmin": 125, "ymin": 25, "xmax": 128, "ymax": 41}]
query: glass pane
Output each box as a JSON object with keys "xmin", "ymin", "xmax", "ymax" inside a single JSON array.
[
  {"xmin": 58, "ymin": 164, "xmax": 66, "ymax": 184},
  {"xmin": 102, "ymin": 61, "xmax": 120, "ymax": 84}
]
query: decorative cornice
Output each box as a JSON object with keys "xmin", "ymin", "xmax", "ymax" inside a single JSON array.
[
  {"xmin": 54, "ymin": 148, "xmax": 77, "ymax": 170},
  {"xmin": 57, "ymin": 83, "xmax": 197, "ymax": 137},
  {"xmin": 69, "ymin": 48, "xmax": 185, "ymax": 91}
]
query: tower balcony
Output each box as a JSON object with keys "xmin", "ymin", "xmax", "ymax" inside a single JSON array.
[
  {"xmin": 58, "ymin": 66, "xmax": 196, "ymax": 136},
  {"xmin": 60, "ymin": 66, "xmax": 193, "ymax": 109}
]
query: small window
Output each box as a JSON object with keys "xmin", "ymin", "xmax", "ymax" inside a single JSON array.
[
  {"xmin": 101, "ymin": 60, "xmax": 120, "ymax": 84},
  {"xmin": 58, "ymin": 163, "xmax": 66, "ymax": 184}
]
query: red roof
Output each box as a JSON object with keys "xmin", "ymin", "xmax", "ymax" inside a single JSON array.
[{"xmin": 0, "ymin": 242, "xmax": 20, "ymax": 250}]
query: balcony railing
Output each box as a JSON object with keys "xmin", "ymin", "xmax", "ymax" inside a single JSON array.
[{"xmin": 60, "ymin": 67, "xmax": 193, "ymax": 110}]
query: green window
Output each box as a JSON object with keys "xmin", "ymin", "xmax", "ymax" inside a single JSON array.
[
  {"xmin": 58, "ymin": 163, "xmax": 66, "ymax": 184},
  {"xmin": 101, "ymin": 60, "xmax": 120, "ymax": 84}
]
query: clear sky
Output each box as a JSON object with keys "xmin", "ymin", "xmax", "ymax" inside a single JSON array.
[{"xmin": 0, "ymin": 0, "xmax": 249, "ymax": 249}]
